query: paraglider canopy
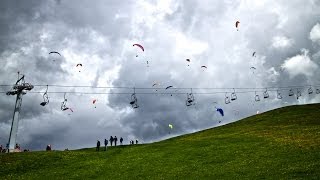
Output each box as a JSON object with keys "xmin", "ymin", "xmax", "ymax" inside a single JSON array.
[
  {"xmin": 252, "ymin": 52, "xmax": 256, "ymax": 57},
  {"xmin": 201, "ymin": 65, "xmax": 207, "ymax": 69},
  {"xmin": 76, "ymin": 64, "xmax": 82, "ymax": 67},
  {"xmin": 165, "ymin": 86, "xmax": 173, "ymax": 90},
  {"xmin": 235, "ymin": 21, "xmax": 240, "ymax": 31},
  {"xmin": 216, "ymin": 108, "xmax": 224, "ymax": 116},
  {"xmin": 169, "ymin": 124, "xmax": 173, "ymax": 129},
  {"xmin": 133, "ymin": 44, "xmax": 144, "ymax": 51},
  {"xmin": 49, "ymin": 51, "xmax": 61, "ymax": 56}
]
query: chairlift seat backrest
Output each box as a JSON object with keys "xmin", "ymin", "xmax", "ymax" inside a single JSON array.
[
  {"xmin": 289, "ymin": 89, "xmax": 294, "ymax": 96},
  {"xmin": 225, "ymin": 97, "xmax": 230, "ymax": 104},
  {"xmin": 231, "ymin": 93, "xmax": 237, "ymax": 101},
  {"xmin": 255, "ymin": 95, "xmax": 260, "ymax": 101}
]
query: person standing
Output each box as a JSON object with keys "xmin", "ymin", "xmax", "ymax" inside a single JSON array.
[
  {"xmin": 109, "ymin": 136, "xmax": 114, "ymax": 146},
  {"xmin": 104, "ymin": 139, "xmax": 108, "ymax": 151},
  {"xmin": 96, "ymin": 140, "xmax": 100, "ymax": 151},
  {"xmin": 136, "ymin": 140, "xmax": 138, "ymax": 144},
  {"xmin": 114, "ymin": 136, "xmax": 118, "ymax": 146},
  {"xmin": 120, "ymin": 137, "xmax": 123, "ymax": 145}
]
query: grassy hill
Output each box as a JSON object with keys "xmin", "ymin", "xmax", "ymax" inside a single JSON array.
[{"xmin": 1, "ymin": 104, "xmax": 320, "ymax": 179}]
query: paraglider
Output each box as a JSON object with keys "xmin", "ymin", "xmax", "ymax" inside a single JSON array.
[
  {"xmin": 133, "ymin": 44, "xmax": 144, "ymax": 57},
  {"xmin": 93, "ymin": 99, "xmax": 97, "ymax": 108},
  {"xmin": 201, "ymin": 65, "xmax": 207, "ymax": 69},
  {"xmin": 235, "ymin": 21, "xmax": 240, "ymax": 31},
  {"xmin": 216, "ymin": 108, "xmax": 224, "ymax": 123},
  {"xmin": 252, "ymin": 52, "xmax": 256, "ymax": 57},
  {"xmin": 186, "ymin": 59, "xmax": 190, "ymax": 66},
  {"xmin": 49, "ymin": 51, "xmax": 61, "ymax": 56},
  {"xmin": 169, "ymin": 124, "xmax": 173, "ymax": 129},
  {"xmin": 250, "ymin": 67, "xmax": 256, "ymax": 74},
  {"xmin": 165, "ymin": 86, "xmax": 173, "ymax": 90},
  {"xmin": 76, "ymin": 64, "xmax": 82, "ymax": 72},
  {"xmin": 216, "ymin": 108, "xmax": 224, "ymax": 116},
  {"xmin": 49, "ymin": 51, "xmax": 61, "ymax": 61}
]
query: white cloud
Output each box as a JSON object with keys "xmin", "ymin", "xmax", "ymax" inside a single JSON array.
[
  {"xmin": 310, "ymin": 23, "xmax": 320, "ymax": 44},
  {"xmin": 271, "ymin": 35, "xmax": 294, "ymax": 49},
  {"xmin": 281, "ymin": 49, "xmax": 318, "ymax": 78}
]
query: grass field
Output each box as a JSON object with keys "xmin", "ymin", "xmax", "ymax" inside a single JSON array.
[{"xmin": 1, "ymin": 104, "xmax": 320, "ymax": 179}]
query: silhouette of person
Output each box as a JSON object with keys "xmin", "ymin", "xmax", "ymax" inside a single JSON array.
[
  {"xmin": 104, "ymin": 139, "xmax": 108, "ymax": 151},
  {"xmin": 120, "ymin": 137, "xmax": 123, "ymax": 145},
  {"xmin": 136, "ymin": 140, "xmax": 138, "ymax": 144},
  {"xmin": 114, "ymin": 136, "xmax": 118, "ymax": 146},
  {"xmin": 96, "ymin": 140, "xmax": 100, "ymax": 151},
  {"xmin": 109, "ymin": 136, "xmax": 114, "ymax": 146}
]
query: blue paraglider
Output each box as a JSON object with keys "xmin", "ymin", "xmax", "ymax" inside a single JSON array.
[{"xmin": 216, "ymin": 108, "xmax": 224, "ymax": 117}]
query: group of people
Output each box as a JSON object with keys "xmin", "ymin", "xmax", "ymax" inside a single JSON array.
[
  {"xmin": 96, "ymin": 136, "xmax": 140, "ymax": 151},
  {"xmin": 96, "ymin": 136, "xmax": 124, "ymax": 151}
]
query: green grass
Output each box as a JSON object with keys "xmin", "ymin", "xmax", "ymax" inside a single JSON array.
[{"xmin": 1, "ymin": 104, "xmax": 320, "ymax": 179}]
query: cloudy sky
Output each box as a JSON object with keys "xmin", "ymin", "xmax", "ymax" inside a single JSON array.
[{"xmin": 0, "ymin": 0, "xmax": 320, "ymax": 150}]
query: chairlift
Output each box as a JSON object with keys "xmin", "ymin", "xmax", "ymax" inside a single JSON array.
[
  {"xmin": 231, "ymin": 88, "xmax": 237, "ymax": 101},
  {"xmin": 263, "ymin": 89, "xmax": 269, "ymax": 99},
  {"xmin": 61, "ymin": 93, "xmax": 68, "ymax": 111},
  {"xmin": 40, "ymin": 85, "xmax": 49, "ymax": 106},
  {"xmin": 130, "ymin": 88, "xmax": 139, "ymax": 108},
  {"xmin": 296, "ymin": 89, "xmax": 302, "ymax": 99},
  {"xmin": 186, "ymin": 89, "xmax": 195, "ymax": 106},
  {"xmin": 308, "ymin": 87, "xmax": 313, "ymax": 94},
  {"xmin": 289, "ymin": 89, "xmax": 294, "ymax": 96},
  {"xmin": 255, "ymin": 91, "xmax": 260, "ymax": 102},
  {"xmin": 225, "ymin": 93, "xmax": 231, "ymax": 104},
  {"xmin": 277, "ymin": 90, "xmax": 282, "ymax": 99}
]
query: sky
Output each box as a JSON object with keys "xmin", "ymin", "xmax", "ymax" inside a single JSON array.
[{"xmin": 0, "ymin": 0, "xmax": 320, "ymax": 150}]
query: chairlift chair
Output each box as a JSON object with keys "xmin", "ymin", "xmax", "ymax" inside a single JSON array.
[
  {"xmin": 263, "ymin": 89, "xmax": 269, "ymax": 99},
  {"xmin": 225, "ymin": 93, "xmax": 231, "ymax": 104},
  {"xmin": 186, "ymin": 93, "xmax": 195, "ymax": 106},
  {"xmin": 277, "ymin": 90, "xmax": 282, "ymax": 99},
  {"xmin": 130, "ymin": 93, "xmax": 139, "ymax": 108},
  {"xmin": 231, "ymin": 89, "xmax": 237, "ymax": 101},
  {"xmin": 40, "ymin": 85, "xmax": 49, "ymax": 106},
  {"xmin": 61, "ymin": 93, "xmax": 68, "ymax": 111},
  {"xmin": 255, "ymin": 92, "xmax": 260, "ymax": 102},
  {"xmin": 296, "ymin": 89, "xmax": 302, "ymax": 99},
  {"xmin": 308, "ymin": 87, "xmax": 313, "ymax": 94},
  {"xmin": 316, "ymin": 88, "xmax": 320, "ymax": 94},
  {"xmin": 289, "ymin": 89, "xmax": 294, "ymax": 96}
]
